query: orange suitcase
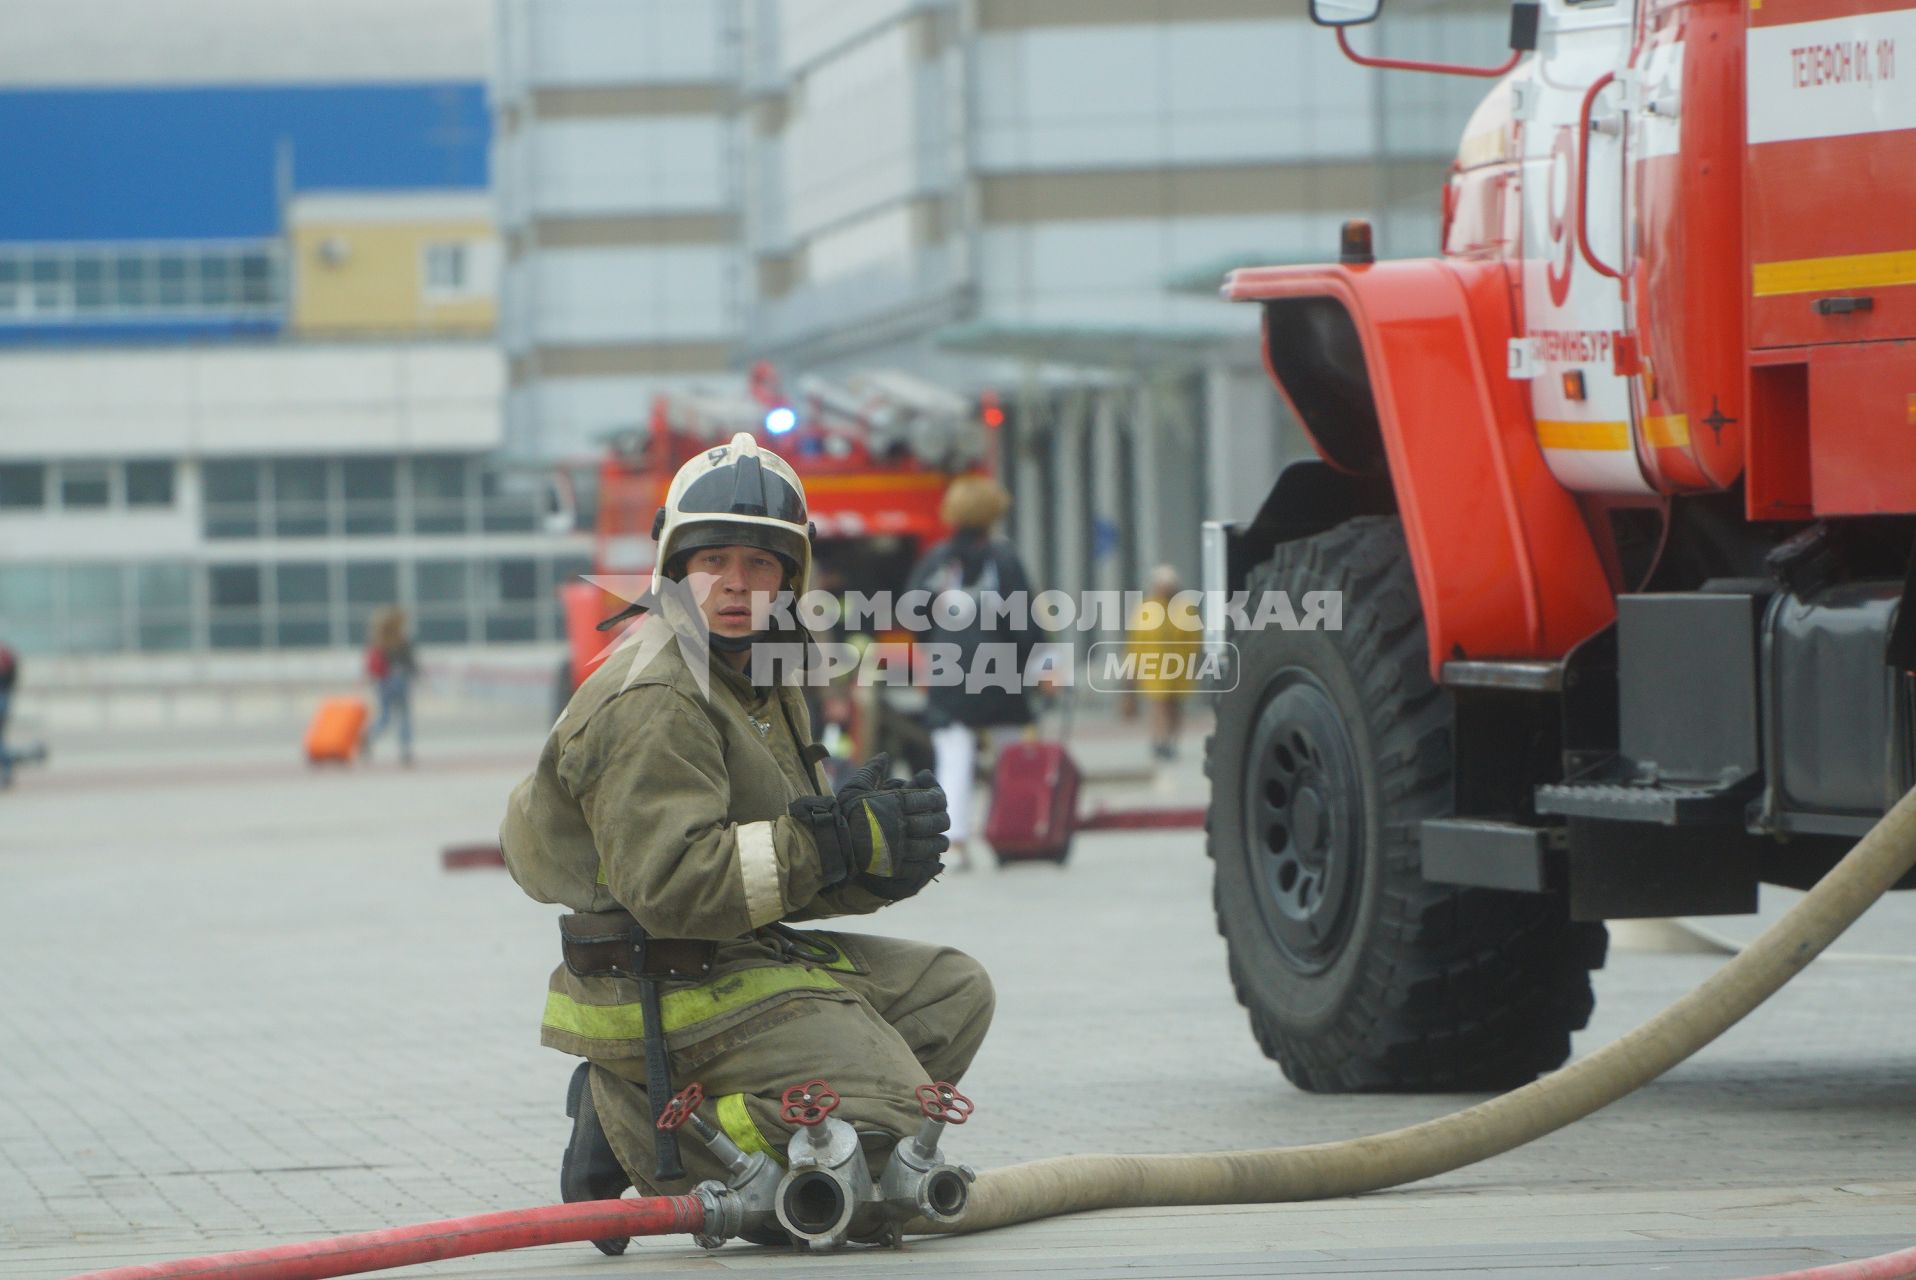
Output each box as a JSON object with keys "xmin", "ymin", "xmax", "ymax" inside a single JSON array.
[{"xmin": 304, "ymin": 696, "xmax": 368, "ymax": 763}]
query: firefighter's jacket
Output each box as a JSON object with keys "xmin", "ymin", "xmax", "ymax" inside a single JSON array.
[{"xmin": 500, "ymin": 634, "xmax": 887, "ymax": 1060}]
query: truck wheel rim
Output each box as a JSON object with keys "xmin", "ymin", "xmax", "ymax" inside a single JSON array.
[{"xmin": 1242, "ymin": 670, "xmax": 1365, "ymax": 974}]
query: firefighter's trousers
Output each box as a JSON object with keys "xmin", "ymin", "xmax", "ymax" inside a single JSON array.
[{"xmin": 586, "ymin": 932, "xmax": 995, "ymax": 1191}]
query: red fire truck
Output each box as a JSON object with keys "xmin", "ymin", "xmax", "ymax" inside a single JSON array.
[{"xmin": 1203, "ymin": 0, "xmax": 1916, "ymax": 1091}]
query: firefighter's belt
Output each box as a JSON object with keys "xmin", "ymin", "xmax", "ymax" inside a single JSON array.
[{"xmin": 558, "ymin": 912, "xmax": 717, "ymax": 981}]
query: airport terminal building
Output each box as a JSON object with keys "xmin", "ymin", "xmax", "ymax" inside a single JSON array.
[
  {"xmin": 0, "ymin": 0, "xmax": 1505, "ymax": 666},
  {"xmin": 0, "ymin": 3, "xmax": 590, "ymax": 666}
]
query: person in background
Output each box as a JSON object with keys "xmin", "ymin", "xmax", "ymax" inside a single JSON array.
[
  {"xmin": 907, "ymin": 476, "xmax": 1039, "ymax": 871},
  {"xmin": 1123, "ymin": 565, "xmax": 1198, "ymax": 762},
  {"xmin": 0, "ymin": 642, "xmax": 16, "ymax": 789},
  {"xmin": 362, "ymin": 606, "xmax": 417, "ymax": 765}
]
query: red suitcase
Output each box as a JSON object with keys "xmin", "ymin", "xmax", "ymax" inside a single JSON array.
[
  {"xmin": 984, "ymin": 738, "xmax": 1081, "ymax": 865},
  {"xmin": 304, "ymin": 696, "xmax": 369, "ymax": 764}
]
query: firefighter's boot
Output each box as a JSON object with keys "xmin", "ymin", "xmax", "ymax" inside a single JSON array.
[{"xmin": 561, "ymin": 1062, "xmax": 633, "ymax": 1255}]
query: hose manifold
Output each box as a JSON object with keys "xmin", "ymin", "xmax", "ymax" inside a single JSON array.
[
  {"xmin": 877, "ymin": 1080, "xmax": 976, "ymax": 1225},
  {"xmin": 662, "ymin": 1077, "xmax": 977, "ymax": 1250}
]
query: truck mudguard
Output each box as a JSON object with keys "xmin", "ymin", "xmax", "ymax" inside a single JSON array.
[{"xmin": 1229, "ymin": 259, "xmax": 1614, "ymax": 674}]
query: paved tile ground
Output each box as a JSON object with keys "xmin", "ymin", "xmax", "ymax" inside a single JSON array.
[{"xmin": 3, "ymin": 700, "xmax": 1916, "ymax": 1278}]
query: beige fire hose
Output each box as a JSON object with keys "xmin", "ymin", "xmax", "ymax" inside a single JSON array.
[
  {"xmin": 70, "ymin": 792, "xmax": 1916, "ymax": 1280},
  {"xmin": 919, "ymin": 786, "xmax": 1916, "ymax": 1235}
]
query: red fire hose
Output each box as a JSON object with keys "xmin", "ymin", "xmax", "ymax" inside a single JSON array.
[
  {"xmin": 1751, "ymin": 1245, "xmax": 1916, "ymax": 1280},
  {"xmin": 66, "ymin": 1196, "xmax": 705, "ymax": 1280}
]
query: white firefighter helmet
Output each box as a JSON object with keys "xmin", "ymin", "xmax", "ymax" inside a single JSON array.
[{"xmin": 651, "ymin": 431, "xmax": 813, "ymax": 598}]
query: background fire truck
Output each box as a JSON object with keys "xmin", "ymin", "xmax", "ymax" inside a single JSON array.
[
  {"xmin": 1203, "ymin": 0, "xmax": 1916, "ymax": 1091},
  {"xmin": 557, "ymin": 363, "xmax": 995, "ymax": 769}
]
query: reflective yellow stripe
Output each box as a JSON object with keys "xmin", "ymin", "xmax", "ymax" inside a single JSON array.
[
  {"xmin": 595, "ymin": 862, "xmax": 607, "ymax": 886},
  {"xmin": 1536, "ymin": 419, "xmax": 1632, "ymax": 451},
  {"xmin": 1754, "ymin": 249, "xmax": 1916, "ymax": 298},
  {"xmin": 716, "ymin": 1092, "xmax": 781, "ymax": 1164},
  {"xmin": 864, "ymin": 806, "xmax": 889, "ymax": 875},
  {"xmin": 542, "ymin": 966, "xmax": 844, "ymax": 1041},
  {"xmin": 1643, "ymin": 414, "xmax": 1690, "ymax": 448}
]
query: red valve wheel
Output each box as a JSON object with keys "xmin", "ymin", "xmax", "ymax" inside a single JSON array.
[
  {"xmin": 656, "ymin": 1081, "xmax": 706, "ymax": 1133},
  {"xmin": 914, "ymin": 1081, "xmax": 973, "ymax": 1125},
  {"xmin": 779, "ymin": 1078, "xmax": 841, "ymax": 1127}
]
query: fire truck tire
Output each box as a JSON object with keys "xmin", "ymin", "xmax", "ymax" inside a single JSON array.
[{"xmin": 1206, "ymin": 516, "xmax": 1605, "ymax": 1092}]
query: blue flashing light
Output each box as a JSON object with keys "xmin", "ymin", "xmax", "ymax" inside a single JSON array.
[{"xmin": 765, "ymin": 406, "xmax": 798, "ymax": 435}]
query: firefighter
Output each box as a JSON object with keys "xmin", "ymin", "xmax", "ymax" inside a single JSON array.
[{"xmin": 499, "ymin": 433, "xmax": 994, "ymax": 1251}]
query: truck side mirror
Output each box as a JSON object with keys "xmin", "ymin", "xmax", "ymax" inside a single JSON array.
[
  {"xmin": 1509, "ymin": 2, "xmax": 1540, "ymax": 51},
  {"xmin": 1309, "ymin": 0, "xmax": 1382, "ymax": 27}
]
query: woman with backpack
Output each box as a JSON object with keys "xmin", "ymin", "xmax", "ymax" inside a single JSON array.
[
  {"xmin": 906, "ymin": 476, "xmax": 1039, "ymax": 871},
  {"xmin": 362, "ymin": 606, "xmax": 418, "ymax": 765}
]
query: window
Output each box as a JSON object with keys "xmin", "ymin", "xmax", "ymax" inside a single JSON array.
[
  {"xmin": 136, "ymin": 563, "xmax": 192, "ymax": 609},
  {"xmin": 208, "ymin": 563, "xmax": 264, "ymax": 650},
  {"xmin": 65, "ymin": 565, "xmax": 124, "ymax": 653},
  {"xmin": 275, "ymin": 561, "xmax": 334, "ymax": 648},
  {"xmin": 0, "ymin": 243, "xmax": 283, "ymax": 325},
  {"xmin": 415, "ymin": 559, "xmax": 469, "ymax": 604},
  {"xmin": 342, "ymin": 457, "xmax": 397, "ymax": 536},
  {"xmin": 411, "ymin": 456, "xmax": 471, "ymax": 534},
  {"xmin": 479, "ymin": 557, "xmax": 540, "ymax": 642},
  {"xmin": 209, "ymin": 618, "xmax": 263, "ymax": 649},
  {"xmin": 0, "ymin": 463, "xmax": 46, "ymax": 509},
  {"xmin": 0, "ymin": 566, "xmax": 58, "ymax": 652},
  {"xmin": 275, "ymin": 561, "xmax": 332, "ymax": 607},
  {"xmin": 342, "ymin": 456, "xmax": 396, "ymax": 500},
  {"xmin": 73, "ymin": 256, "xmax": 106, "ymax": 311},
  {"xmin": 415, "ymin": 558, "xmax": 471, "ymax": 643},
  {"xmin": 134, "ymin": 562, "xmax": 193, "ymax": 651},
  {"xmin": 113, "ymin": 254, "xmax": 147, "ymax": 309},
  {"xmin": 125, "ymin": 460, "xmax": 175, "ymax": 507},
  {"xmin": 203, "ymin": 460, "xmax": 261, "ymax": 538},
  {"xmin": 480, "ymin": 467, "xmax": 539, "ymax": 533},
  {"xmin": 346, "ymin": 560, "xmax": 399, "ymax": 645},
  {"xmin": 59, "ymin": 463, "xmax": 111, "ymax": 509},
  {"xmin": 200, "ymin": 255, "xmax": 234, "ymax": 307},
  {"xmin": 156, "ymin": 254, "xmax": 189, "ymax": 307},
  {"xmin": 210, "ymin": 564, "xmax": 262, "ymax": 609},
  {"xmin": 272, "ymin": 457, "xmax": 331, "ymax": 538},
  {"xmin": 28, "ymin": 256, "xmax": 68, "ymax": 314},
  {"xmin": 423, "ymin": 241, "xmax": 469, "ymax": 297},
  {"xmin": 238, "ymin": 252, "xmax": 275, "ymax": 305}
]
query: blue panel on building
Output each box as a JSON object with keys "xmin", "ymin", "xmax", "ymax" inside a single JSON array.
[{"xmin": 0, "ymin": 84, "xmax": 490, "ymax": 242}]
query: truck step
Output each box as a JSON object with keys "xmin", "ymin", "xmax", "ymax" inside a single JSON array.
[
  {"xmin": 1420, "ymin": 818, "xmax": 1563, "ymax": 893},
  {"xmin": 1533, "ymin": 778, "xmax": 1754, "ymax": 826}
]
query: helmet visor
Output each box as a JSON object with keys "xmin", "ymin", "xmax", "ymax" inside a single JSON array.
[{"xmin": 676, "ymin": 454, "xmax": 806, "ymax": 525}]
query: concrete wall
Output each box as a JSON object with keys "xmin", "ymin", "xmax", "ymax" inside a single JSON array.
[{"xmin": 494, "ymin": 0, "xmax": 741, "ymax": 461}]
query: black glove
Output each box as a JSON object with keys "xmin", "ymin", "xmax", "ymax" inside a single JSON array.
[{"xmin": 789, "ymin": 753, "xmax": 950, "ymax": 901}]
